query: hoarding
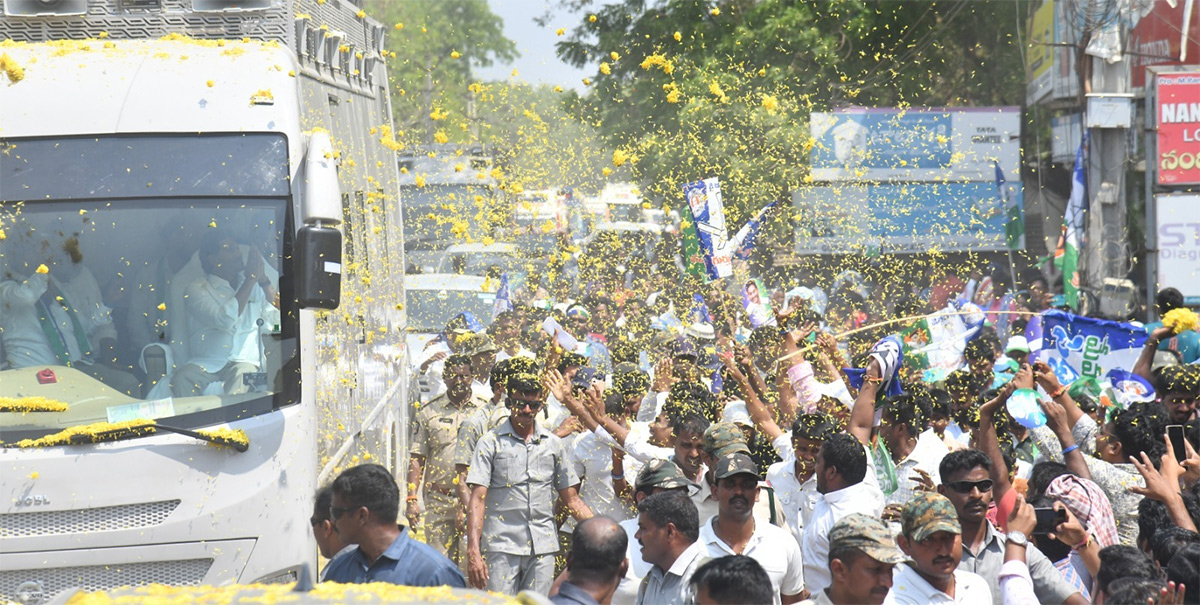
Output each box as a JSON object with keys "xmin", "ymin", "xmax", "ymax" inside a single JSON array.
[
  {"xmin": 809, "ymin": 107, "xmax": 1021, "ymax": 182},
  {"xmin": 1131, "ymin": 0, "xmax": 1200, "ymax": 91},
  {"xmin": 1027, "ymin": 0, "xmax": 1055, "ymax": 104},
  {"xmin": 1156, "ymin": 71, "xmax": 1200, "ymax": 186},
  {"xmin": 1156, "ymin": 193, "xmax": 1200, "ymax": 305},
  {"xmin": 801, "ymin": 107, "xmax": 1022, "ymax": 253}
]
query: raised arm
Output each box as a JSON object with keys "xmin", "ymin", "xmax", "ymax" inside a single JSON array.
[
  {"xmin": 977, "ymin": 378, "xmax": 1018, "ymax": 499},
  {"xmin": 1032, "ymin": 361, "xmax": 1083, "ymax": 429},
  {"xmin": 1133, "ymin": 326, "xmax": 1173, "ymax": 382},
  {"xmin": 848, "ymin": 358, "xmax": 881, "ymax": 445},
  {"xmin": 721, "ymin": 351, "xmax": 783, "ymax": 442}
]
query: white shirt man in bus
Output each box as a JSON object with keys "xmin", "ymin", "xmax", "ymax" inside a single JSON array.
[{"xmin": 172, "ymin": 231, "xmax": 278, "ymax": 397}]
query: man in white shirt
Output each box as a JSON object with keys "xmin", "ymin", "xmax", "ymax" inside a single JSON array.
[
  {"xmin": 616, "ymin": 459, "xmax": 696, "ymax": 604},
  {"xmin": 172, "ymin": 232, "xmax": 278, "ymax": 396},
  {"xmin": 801, "ymin": 432, "xmax": 885, "ymax": 594},
  {"xmin": 885, "ymin": 492, "xmax": 991, "ymax": 604},
  {"xmin": 635, "ymin": 490, "xmax": 707, "ymax": 605},
  {"xmin": 766, "ymin": 413, "xmax": 838, "ymax": 546},
  {"xmin": 465, "ymin": 333, "xmax": 498, "ymax": 402},
  {"xmin": 0, "ymin": 249, "xmax": 138, "ymax": 394},
  {"xmin": 877, "ymin": 392, "xmax": 948, "ymax": 508},
  {"xmin": 489, "ymin": 311, "xmax": 534, "ymax": 363},
  {"xmin": 697, "ymin": 452, "xmax": 806, "ymax": 605}
]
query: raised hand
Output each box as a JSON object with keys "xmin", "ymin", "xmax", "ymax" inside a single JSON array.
[
  {"xmin": 652, "ymin": 358, "xmax": 676, "ymax": 392},
  {"xmin": 1032, "ymin": 360, "xmax": 1062, "ymax": 395}
]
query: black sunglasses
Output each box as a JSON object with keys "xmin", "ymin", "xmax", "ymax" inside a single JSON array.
[
  {"xmin": 946, "ymin": 479, "xmax": 994, "ymax": 494},
  {"xmin": 506, "ymin": 397, "xmax": 544, "ymax": 411}
]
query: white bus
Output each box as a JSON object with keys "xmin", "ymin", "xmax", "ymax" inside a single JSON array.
[{"xmin": 0, "ymin": 2, "xmax": 408, "ymax": 602}]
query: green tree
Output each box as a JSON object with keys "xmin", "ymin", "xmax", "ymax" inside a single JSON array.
[
  {"xmin": 556, "ymin": 0, "xmax": 1028, "ymax": 230},
  {"xmin": 367, "ymin": 0, "xmax": 517, "ymax": 144}
]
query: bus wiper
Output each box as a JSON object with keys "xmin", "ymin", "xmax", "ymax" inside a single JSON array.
[{"xmin": 69, "ymin": 423, "xmax": 250, "ymax": 452}]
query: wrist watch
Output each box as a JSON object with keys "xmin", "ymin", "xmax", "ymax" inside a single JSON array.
[{"xmin": 1007, "ymin": 530, "xmax": 1029, "ymax": 547}]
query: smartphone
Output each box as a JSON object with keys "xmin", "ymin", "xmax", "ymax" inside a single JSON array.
[
  {"xmin": 1167, "ymin": 425, "xmax": 1188, "ymax": 464},
  {"xmin": 1033, "ymin": 507, "xmax": 1066, "ymax": 536}
]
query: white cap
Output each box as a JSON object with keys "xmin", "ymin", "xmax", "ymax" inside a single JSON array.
[
  {"xmin": 722, "ymin": 400, "xmax": 753, "ymax": 427},
  {"xmin": 1006, "ymin": 335, "xmax": 1030, "ymax": 353}
]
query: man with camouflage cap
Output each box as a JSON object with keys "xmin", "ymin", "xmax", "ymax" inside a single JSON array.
[
  {"xmin": 799, "ymin": 514, "xmax": 906, "ymax": 605},
  {"xmin": 698, "ymin": 452, "xmax": 806, "ymax": 605},
  {"xmin": 695, "ymin": 422, "xmax": 783, "ymax": 527},
  {"xmin": 885, "ymin": 492, "xmax": 991, "ymax": 604},
  {"xmin": 615, "ymin": 459, "xmax": 696, "ymax": 604}
]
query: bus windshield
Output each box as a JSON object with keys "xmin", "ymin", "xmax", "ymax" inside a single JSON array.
[{"xmin": 0, "ymin": 134, "xmax": 296, "ymax": 443}]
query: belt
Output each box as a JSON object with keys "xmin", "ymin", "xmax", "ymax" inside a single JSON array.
[{"xmin": 426, "ymin": 483, "xmax": 458, "ymax": 496}]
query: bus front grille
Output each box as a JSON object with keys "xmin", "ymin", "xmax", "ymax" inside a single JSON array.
[
  {"xmin": 0, "ymin": 558, "xmax": 213, "ymax": 604},
  {"xmin": 0, "ymin": 500, "xmax": 180, "ymax": 537}
]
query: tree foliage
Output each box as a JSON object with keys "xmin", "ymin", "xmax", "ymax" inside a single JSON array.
[{"xmin": 557, "ymin": 0, "xmax": 1029, "ymax": 228}]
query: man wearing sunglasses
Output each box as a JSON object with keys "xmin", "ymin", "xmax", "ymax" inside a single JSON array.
[
  {"xmin": 937, "ymin": 450, "xmax": 1085, "ymax": 605},
  {"xmin": 322, "ymin": 464, "xmax": 465, "ymax": 587},
  {"xmin": 466, "ymin": 372, "xmax": 594, "ymax": 595}
]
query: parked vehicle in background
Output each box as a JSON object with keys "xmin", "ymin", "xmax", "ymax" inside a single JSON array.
[
  {"xmin": 398, "ymin": 145, "xmax": 503, "ymax": 254},
  {"xmin": 404, "ymin": 274, "xmax": 495, "ymax": 402}
]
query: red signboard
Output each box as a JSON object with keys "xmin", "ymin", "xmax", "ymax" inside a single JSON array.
[
  {"xmin": 1132, "ymin": 0, "xmax": 1200, "ymax": 91},
  {"xmin": 1157, "ymin": 71, "xmax": 1200, "ymax": 186}
]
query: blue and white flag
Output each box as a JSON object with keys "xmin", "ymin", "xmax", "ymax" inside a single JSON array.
[
  {"xmin": 1105, "ymin": 368, "xmax": 1156, "ymax": 408},
  {"xmin": 682, "ymin": 177, "xmax": 732, "ymax": 280},
  {"xmin": 844, "ymin": 334, "xmax": 905, "ymax": 397},
  {"xmin": 493, "ymin": 273, "xmax": 512, "ymax": 319},
  {"xmin": 732, "ymin": 200, "xmax": 778, "ymax": 260},
  {"xmin": 1040, "ymin": 310, "xmax": 1147, "ymax": 387}
]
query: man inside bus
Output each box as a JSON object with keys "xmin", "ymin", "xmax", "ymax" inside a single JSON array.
[
  {"xmin": 323, "ymin": 463, "xmax": 466, "ymax": 587},
  {"xmin": 0, "ymin": 233, "xmax": 139, "ymax": 395},
  {"xmin": 171, "ymin": 230, "xmax": 279, "ymax": 397}
]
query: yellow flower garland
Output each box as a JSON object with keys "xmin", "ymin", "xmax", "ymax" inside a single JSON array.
[
  {"xmin": 1163, "ymin": 308, "xmax": 1199, "ymax": 334},
  {"xmin": 195, "ymin": 428, "xmax": 250, "ymax": 450},
  {"xmin": 0, "ymin": 396, "xmax": 68, "ymax": 413},
  {"xmin": 66, "ymin": 581, "xmax": 516, "ymax": 604},
  {"xmin": 8, "ymin": 420, "xmax": 156, "ymax": 449}
]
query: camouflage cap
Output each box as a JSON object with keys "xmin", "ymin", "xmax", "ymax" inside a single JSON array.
[
  {"xmin": 713, "ymin": 452, "xmax": 761, "ymax": 481},
  {"xmin": 900, "ymin": 492, "xmax": 962, "ymax": 542},
  {"xmin": 829, "ymin": 514, "xmax": 908, "ymax": 565},
  {"xmin": 634, "ymin": 459, "xmax": 691, "ymax": 491},
  {"xmin": 467, "ymin": 333, "xmax": 498, "ymax": 355},
  {"xmin": 702, "ymin": 422, "xmax": 750, "ymax": 458}
]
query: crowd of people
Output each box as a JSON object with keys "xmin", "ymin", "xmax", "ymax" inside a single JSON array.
[{"xmin": 314, "ymin": 260, "xmax": 1200, "ymax": 605}]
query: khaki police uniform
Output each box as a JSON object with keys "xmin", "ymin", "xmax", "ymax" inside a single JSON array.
[{"xmin": 410, "ymin": 393, "xmax": 483, "ymax": 568}]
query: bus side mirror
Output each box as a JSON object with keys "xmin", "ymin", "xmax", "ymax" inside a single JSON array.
[
  {"xmin": 296, "ymin": 225, "xmax": 341, "ymax": 309},
  {"xmin": 297, "ymin": 130, "xmax": 342, "ymax": 310}
]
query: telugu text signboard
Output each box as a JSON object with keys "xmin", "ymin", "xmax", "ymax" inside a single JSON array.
[{"xmin": 1157, "ymin": 71, "xmax": 1200, "ymax": 186}]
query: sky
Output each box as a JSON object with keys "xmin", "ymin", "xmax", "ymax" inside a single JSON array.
[{"xmin": 475, "ymin": 0, "xmax": 592, "ymax": 90}]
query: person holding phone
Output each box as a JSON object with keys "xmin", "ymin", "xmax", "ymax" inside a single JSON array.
[{"xmin": 936, "ymin": 450, "xmax": 1087, "ymax": 605}]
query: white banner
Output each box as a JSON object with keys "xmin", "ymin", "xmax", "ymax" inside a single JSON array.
[{"xmin": 1157, "ymin": 193, "xmax": 1200, "ymax": 305}]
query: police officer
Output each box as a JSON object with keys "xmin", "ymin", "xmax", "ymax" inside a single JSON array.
[{"xmin": 406, "ymin": 353, "xmax": 484, "ymax": 569}]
